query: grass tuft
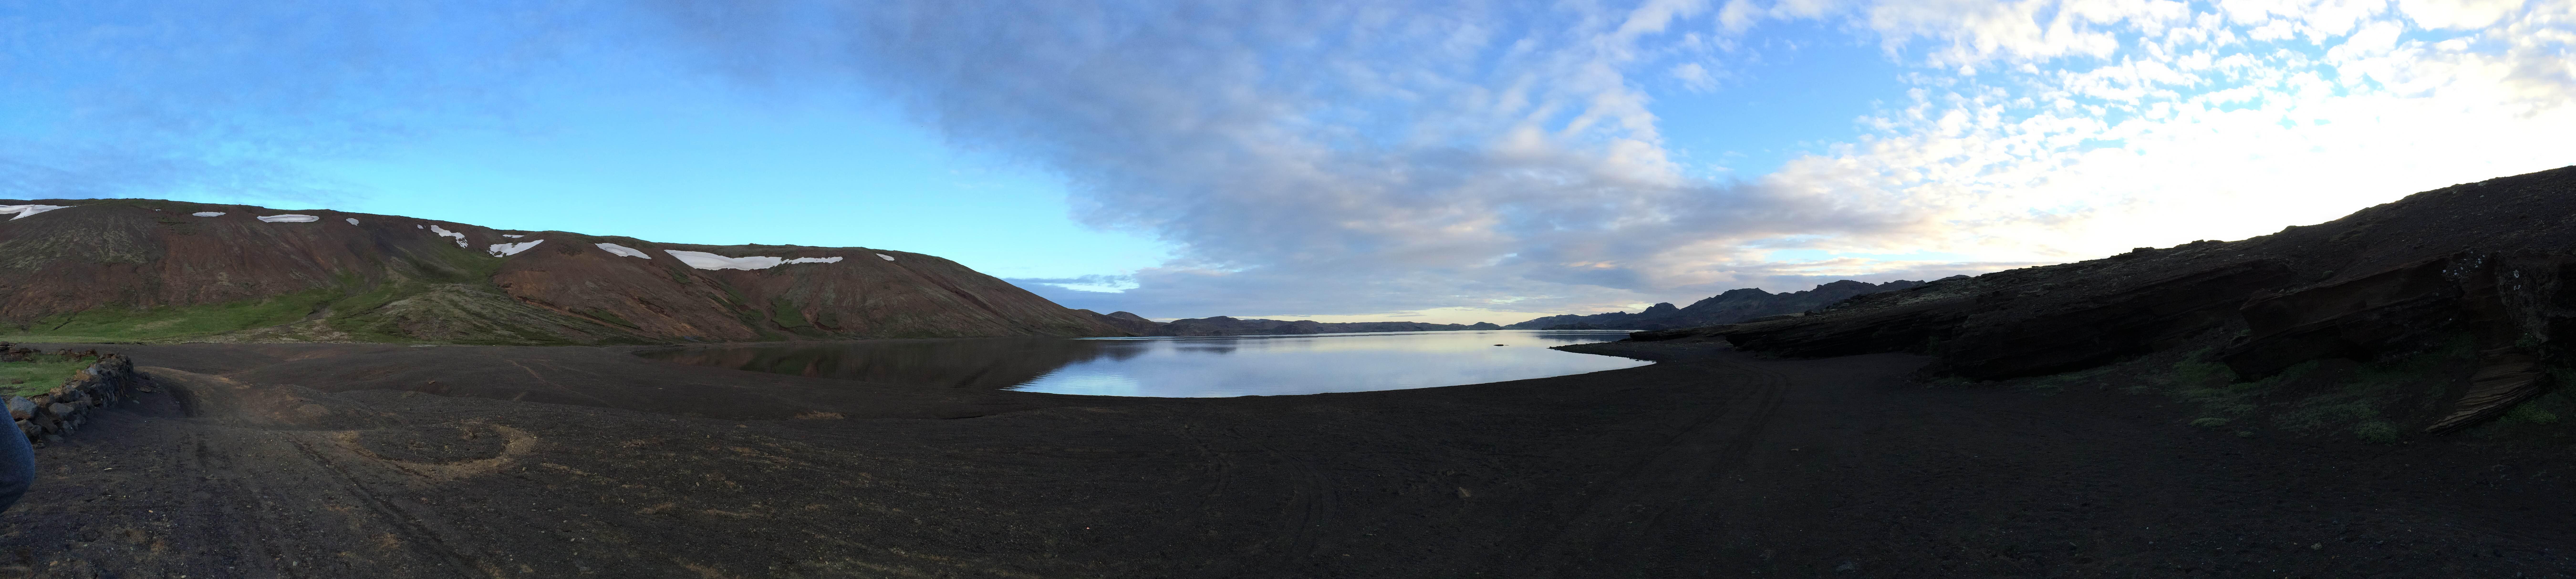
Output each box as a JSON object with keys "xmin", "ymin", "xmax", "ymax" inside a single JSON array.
[
  {"xmin": 2274, "ymin": 338, "xmax": 2470, "ymax": 435},
  {"xmin": 769, "ymin": 298, "xmax": 811, "ymax": 329},
  {"xmin": 583, "ymin": 308, "xmax": 640, "ymax": 330},
  {"xmin": 2168, "ymin": 359, "xmax": 2236, "ymax": 389},
  {"xmin": 2168, "ymin": 360, "xmax": 2309, "ymax": 419},
  {"xmin": 2498, "ymin": 402, "xmax": 2559, "ymax": 425}
]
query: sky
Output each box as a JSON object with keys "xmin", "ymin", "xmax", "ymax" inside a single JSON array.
[{"xmin": 4, "ymin": 0, "xmax": 2571, "ymax": 324}]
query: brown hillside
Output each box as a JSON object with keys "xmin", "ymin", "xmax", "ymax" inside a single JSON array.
[
  {"xmin": 1642, "ymin": 165, "xmax": 2576, "ymax": 432},
  {"xmin": 0, "ymin": 199, "xmax": 1129, "ymax": 343}
]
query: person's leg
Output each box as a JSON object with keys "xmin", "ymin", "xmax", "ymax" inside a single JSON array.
[{"xmin": 0, "ymin": 425, "xmax": 31, "ymax": 513}]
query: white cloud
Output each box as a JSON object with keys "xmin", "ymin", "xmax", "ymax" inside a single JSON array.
[
  {"xmin": 18, "ymin": 1, "xmax": 2566, "ymax": 321},
  {"xmin": 633, "ymin": 0, "xmax": 2572, "ymax": 319},
  {"xmin": 1670, "ymin": 62, "xmax": 1722, "ymax": 91},
  {"xmin": 2399, "ymin": 0, "xmax": 2527, "ymax": 29},
  {"xmin": 1731, "ymin": 0, "xmax": 2576, "ymax": 263}
]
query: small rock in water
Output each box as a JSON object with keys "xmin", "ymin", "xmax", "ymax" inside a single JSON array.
[{"xmin": 1494, "ymin": 344, "xmax": 1507, "ymax": 346}]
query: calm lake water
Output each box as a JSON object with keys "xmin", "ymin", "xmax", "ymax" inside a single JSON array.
[{"xmin": 639, "ymin": 330, "xmax": 1652, "ymax": 397}]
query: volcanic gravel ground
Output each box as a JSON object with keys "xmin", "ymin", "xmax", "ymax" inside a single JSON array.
[{"xmin": 0, "ymin": 341, "xmax": 2567, "ymax": 578}]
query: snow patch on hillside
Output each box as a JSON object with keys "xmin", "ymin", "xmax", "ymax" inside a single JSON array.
[
  {"xmin": 876, "ymin": 253, "xmax": 894, "ymax": 261},
  {"xmin": 428, "ymin": 224, "xmax": 467, "ymax": 248},
  {"xmin": 2, "ymin": 205, "xmax": 69, "ymax": 220},
  {"xmin": 595, "ymin": 243, "xmax": 651, "ymax": 259},
  {"xmin": 345, "ymin": 218, "xmax": 360, "ymax": 225},
  {"xmin": 257, "ymin": 214, "xmax": 319, "ymax": 223},
  {"xmin": 663, "ymin": 250, "xmax": 845, "ymax": 271},
  {"xmin": 664, "ymin": 250, "xmax": 781, "ymax": 270},
  {"xmin": 502, "ymin": 234, "xmax": 524, "ymax": 238},
  {"xmin": 488, "ymin": 240, "xmax": 544, "ymax": 257},
  {"xmin": 192, "ymin": 212, "xmax": 225, "ymax": 217}
]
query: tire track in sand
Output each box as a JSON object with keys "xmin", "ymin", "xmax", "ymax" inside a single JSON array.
[
  {"xmin": 1232, "ymin": 426, "xmax": 1339, "ymax": 578},
  {"xmin": 1521, "ymin": 356, "xmax": 1791, "ymax": 577},
  {"xmin": 279, "ymin": 435, "xmax": 486, "ymax": 577}
]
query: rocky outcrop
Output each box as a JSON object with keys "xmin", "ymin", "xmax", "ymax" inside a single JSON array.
[
  {"xmin": 1695, "ymin": 253, "xmax": 2314, "ymax": 380},
  {"xmin": 3, "ymin": 346, "xmax": 142, "ymax": 447},
  {"xmin": 0, "ymin": 200, "xmax": 1129, "ymax": 343},
  {"xmin": 1653, "ymin": 165, "xmax": 2576, "ymax": 433},
  {"xmin": 2218, "ymin": 250, "xmax": 2573, "ymax": 432},
  {"xmin": 1507, "ymin": 279, "xmax": 1934, "ymax": 331},
  {"xmin": 2428, "ymin": 349, "xmax": 2550, "ymax": 433}
]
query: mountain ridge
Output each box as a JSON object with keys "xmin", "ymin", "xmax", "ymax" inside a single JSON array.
[
  {"xmin": 1502, "ymin": 278, "xmax": 1941, "ymax": 330},
  {"xmin": 1647, "ymin": 165, "xmax": 2576, "ymax": 434},
  {"xmin": 0, "ymin": 198, "xmax": 1131, "ymax": 344}
]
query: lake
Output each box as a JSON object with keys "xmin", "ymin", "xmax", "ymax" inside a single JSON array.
[{"xmin": 638, "ymin": 330, "xmax": 1652, "ymax": 397}]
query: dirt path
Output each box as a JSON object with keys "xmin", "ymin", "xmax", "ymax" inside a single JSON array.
[{"xmin": 0, "ymin": 341, "xmax": 2566, "ymax": 578}]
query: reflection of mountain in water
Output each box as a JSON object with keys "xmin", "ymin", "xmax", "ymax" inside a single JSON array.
[
  {"xmin": 1529, "ymin": 333, "xmax": 1621, "ymax": 344},
  {"xmin": 639, "ymin": 339, "xmax": 1144, "ymax": 389},
  {"xmin": 641, "ymin": 331, "xmax": 1648, "ymax": 396}
]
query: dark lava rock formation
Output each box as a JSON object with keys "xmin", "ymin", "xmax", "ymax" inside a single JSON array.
[
  {"xmin": 1643, "ymin": 165, "xmax": 2576, "ymax": 432},
  {"xmin": 1506, "ymin": 279, "xmax": 1935, "ymax": 330},
  {"xmin": 0, "ymin": 199, "xmax": 1131, "ymax": 344}
]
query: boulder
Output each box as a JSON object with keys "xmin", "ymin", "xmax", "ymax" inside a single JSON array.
[{"xmin": 3, "ymin": 396, "xmax": 30, "ymax": 420}]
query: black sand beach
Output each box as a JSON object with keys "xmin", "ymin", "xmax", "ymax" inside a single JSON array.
[{"xmin": 1, "ymin": 341, "xmax": 2568, "ymax": 578}]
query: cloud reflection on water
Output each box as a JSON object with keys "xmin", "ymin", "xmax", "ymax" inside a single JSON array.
[{"xmin": 641, "ymin": 330, "xmax": 1650, "ymax": 398}]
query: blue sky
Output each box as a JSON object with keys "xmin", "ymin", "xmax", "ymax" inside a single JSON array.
[
  {"xmin": 6, "ymin": 0, "xmax": 2572, "ymax": 323},
  {"xmin": 304, "ymin": 72, "xmax": 1175, "ymax": 282}
]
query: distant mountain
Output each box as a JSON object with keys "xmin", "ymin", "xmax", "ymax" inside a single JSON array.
[
  {"xmin": 1503, "ymin": 279, "xmax": 1946, "ymax": 331},
  {"xmin": 1111, "ymin": 281, "xmax": 1940, "ymax": 337},
  {"xmin": 1155, "ymin": 316, "xmax": 1502, "ymax": 336},
  {"xmin": 0, "ymin": 199, "xmax": 1132, "ymax": 344},
  {"xmin": 1080, "ymin": 310, "xmax": 1164, "ymax": 335}
]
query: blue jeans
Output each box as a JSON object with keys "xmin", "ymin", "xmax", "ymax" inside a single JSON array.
[{"xmin": 0, "ymin": 429, "xmax": 30, "ymax": 512}]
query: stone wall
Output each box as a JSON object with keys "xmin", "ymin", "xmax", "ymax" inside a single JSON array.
[{"xmin": 2, "ymin": 347, "xmax": 142, "ymax": 447}]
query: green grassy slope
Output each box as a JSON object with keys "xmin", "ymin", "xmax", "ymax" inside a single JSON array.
[
  {"xmin": 4, "ymin": 279, "xmax": 651, "ymax": 346},
  {"xmin": 0, "ymin": 356, "xmax": 90, "ymax": 396},
  {"xmin": 5, "ymin": 290, "xmax": 339, "ymax": 343}
]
